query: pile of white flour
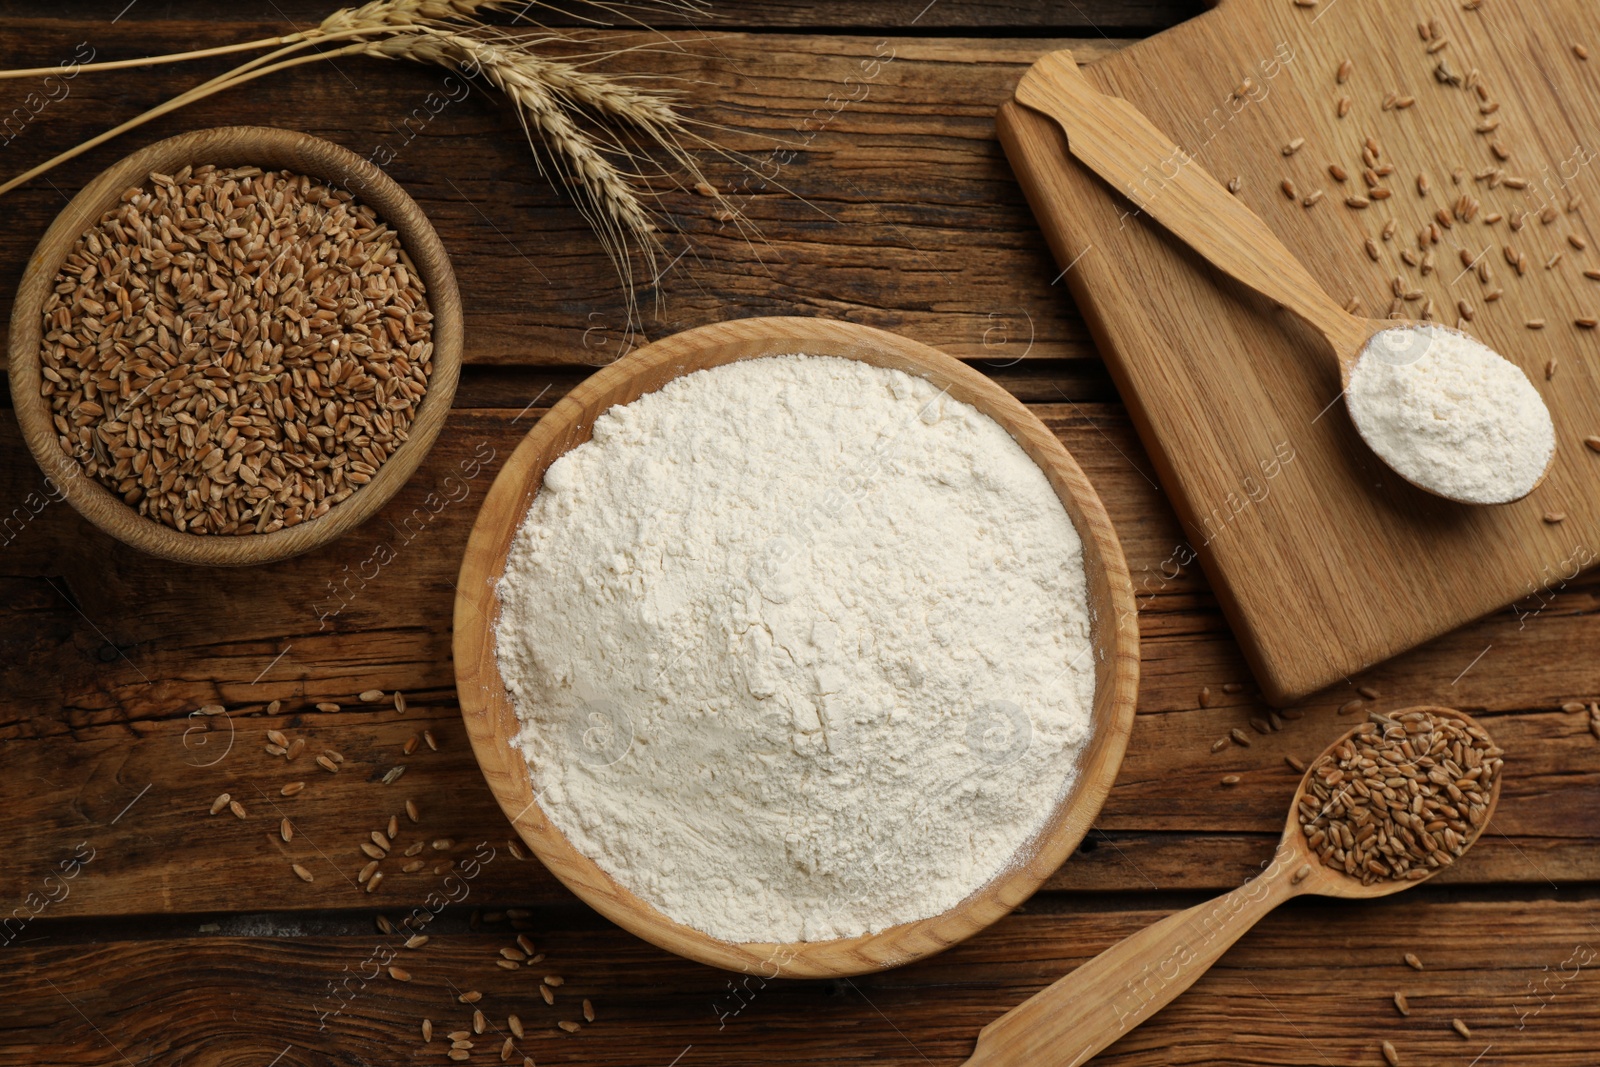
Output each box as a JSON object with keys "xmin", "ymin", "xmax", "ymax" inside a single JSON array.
[
  {"xmin": 1346, "ymin": 325, "xmax": 1554, "ymax": 504},
  {"xmin": 494, "ymin": 355, "xmax": 1096, "ymax": 944}
]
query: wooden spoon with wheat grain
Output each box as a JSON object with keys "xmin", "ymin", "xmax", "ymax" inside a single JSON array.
[{"xmin": 962, "ymin": 706, "xmax": 1503, "ymax": 1067}]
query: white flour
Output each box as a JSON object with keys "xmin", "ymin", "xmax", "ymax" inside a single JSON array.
[
  {"xmin": 1347, "ymin": 325, "xmax": 1554, "ymax": 504},
  {"xmin": 494, "ymin": 355, "xmax": 1096, "ymax": 943}
]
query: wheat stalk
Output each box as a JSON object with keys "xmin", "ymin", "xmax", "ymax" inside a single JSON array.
[
  {"xmin": 363, "ymin": 24, "xmax": 746, "ymax": 327},
  {"xmin": 0, "ymin": 0, "xmax": 735, "ymax": 328},
  {"xmin": 370, "ymin": 29, "xmax": 661, "ymax": 304}
]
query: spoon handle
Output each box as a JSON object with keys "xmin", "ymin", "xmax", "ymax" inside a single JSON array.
[
  {"xmin": 1015, "ymin": 51, "xmax": 1367, "ymax": 354},
  {"xmin": 963, "ymin": 851, "xmax": 1302, "ymax": 1067}
]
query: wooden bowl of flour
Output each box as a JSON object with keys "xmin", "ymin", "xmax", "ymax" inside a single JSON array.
[{"xmin": 454, "ymin": 317, "xmax": 1139, "ymax": 978}]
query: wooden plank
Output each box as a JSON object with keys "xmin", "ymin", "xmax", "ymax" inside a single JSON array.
[
  {"xmin": 1, "ymin": 406, "xmax": 1595, "ymax": 918},
  {"xmin": 0, "ymin": 896, "xmax": 1594, "ymax": 1064},
  {"xmin": 0, "ymin": 1, "xmax": 1207, "ymax": 32},
  {"xmin": 449, "ymin": 358, "xmax": 1130, "ymax": 410},
  {"xmin": 999, "ymin": 1, "xmax": 1600, "ymax": 703},
  {"xmin": 0, "ymin": 25, "xmax": 1130, "ymax": 369}
]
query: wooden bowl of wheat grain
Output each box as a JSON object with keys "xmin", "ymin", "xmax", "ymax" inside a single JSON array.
[
  {"xmin": 7, "ymin": 126, "xmax": 462, "ymax": 566},
  {"xmin": 454, "ymin": 317, "xmax": 1141, "ymax": 978}
]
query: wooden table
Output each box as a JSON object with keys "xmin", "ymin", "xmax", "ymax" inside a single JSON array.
[{"xmin": 0, "ymin": 4, "xmax": 1595, "ymax": 1064}]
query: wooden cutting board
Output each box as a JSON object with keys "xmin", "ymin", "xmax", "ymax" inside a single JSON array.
[{"xmin": 998, "ymin": 0, "xmax": 1600, "ymax": 704}]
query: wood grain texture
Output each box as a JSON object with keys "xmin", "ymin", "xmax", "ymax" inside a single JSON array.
[
  {"xmin": 7, "ymin": 125, "xmax": 463, "ymax": 565},
  {"xmin": 0, "ymin": 896, "xmax": 1593, "ymax": 1066},
  {"xmin": 0, "ymin": 406, "xmax": 1594, "ymax": 924},
  {"xmin": 0, "ymin": 23, "xmax": 1131, "ymax": 369},
  {"xmin": 1000, "ymin": 0, "xmax": 1600, "ymax": 703},
  {"xmin": 454, "ymin": 317, "xmax": 1139, "ymax": 976}
]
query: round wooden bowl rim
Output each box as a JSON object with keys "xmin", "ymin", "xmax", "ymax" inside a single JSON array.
[
  {"xmin": 454, "ymin": 317, "xmax": 1139, "ymax": 977},
  {"xmin": 7, "ymin": 125, "xmax": 463, "ymax": 566}
]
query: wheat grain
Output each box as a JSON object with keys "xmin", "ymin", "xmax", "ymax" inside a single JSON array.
[
  {"xmin": 38, "ymin": 166, "xmax": 432, "ymax": 534},
  {"xmin": 1299, "ymin": 711, "xmax": 1501, "ymax": 885}
]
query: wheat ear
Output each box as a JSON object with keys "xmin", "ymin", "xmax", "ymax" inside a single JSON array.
[
  {"xmin": 366, "ymin": 30, "xmax": 658, "ymax": 311},
  {"xmin": 0, "ymin": 0, "xmax": 741, "ymax": 321}
]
